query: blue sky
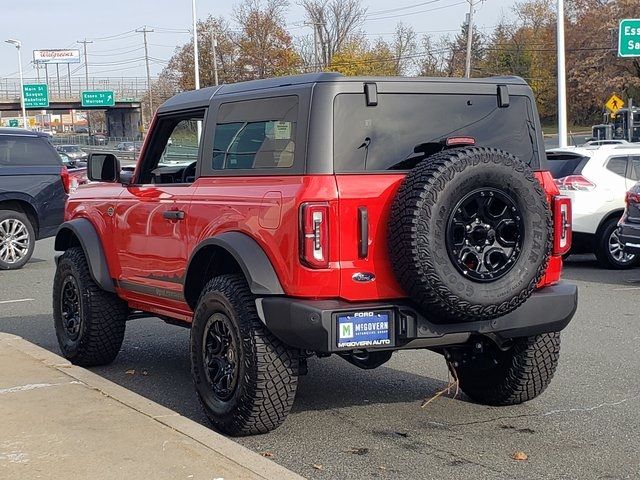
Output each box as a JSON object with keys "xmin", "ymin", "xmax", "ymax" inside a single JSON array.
[{"xmin": 0, "ymin": 0, "xmax": 518, "ymax": 79}]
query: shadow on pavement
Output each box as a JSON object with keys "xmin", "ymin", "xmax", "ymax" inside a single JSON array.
[
  {"xmin": 0, "ymin": 313, "xmax": 454, "ymax": 426},
  {"xmin": 562, "ymin": 254, "xmax": 640, "ymax": 287}
]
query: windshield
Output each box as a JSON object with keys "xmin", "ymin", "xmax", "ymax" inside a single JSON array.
[
  {"xmin": 333, "ymin": 93, "xmax": 539, "ymax": 172},
  {"xmin": 60, "ymin": 146, "xmax": 81, "ymax": 153}
]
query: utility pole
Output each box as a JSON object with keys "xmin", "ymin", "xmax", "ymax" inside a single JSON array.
[
  {"xmin": 77, "ymin": 39, "xmax": 93, "ymax": 135},
  {"xmin": 191, "ymin": 0, "xmax": 200, "ymax": 90},
  {"xmin": 464, "ymin": 0, "xmax": 475, "ymax": 78},
  {"xmin": 304, "ymin": 22, "xmax": 325, "ymax": 71},
  {"xmin": 556, "ymin": 0, "xmax": 568, "ymax": 147},
  {"xmin": 136, "ymin": 26, "xmax": 154, "ymax": 126},
  {"xmin": 210, "ymin": 29, "xmax": 219, "ymax": 86}
]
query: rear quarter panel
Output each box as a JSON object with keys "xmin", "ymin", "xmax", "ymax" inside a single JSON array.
[
  {"xmin": 0, "ymin": 165, "xmax": 66, "ymax": 238},
  {"xmin": 190, "ymin": 175, "xmax": 342, "ymax": 297}
]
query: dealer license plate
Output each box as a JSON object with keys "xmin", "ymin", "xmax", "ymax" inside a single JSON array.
[{"xmin": 336, "ymin": 311, "xmax": 391, "ymax": 348}]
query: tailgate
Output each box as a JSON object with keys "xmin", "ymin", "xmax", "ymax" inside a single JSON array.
[{"xmin": 335, "ymin": 174, "xmax": 407, "ymax": 301}]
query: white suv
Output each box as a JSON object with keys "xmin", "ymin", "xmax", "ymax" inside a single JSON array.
[{"xmin": 547, "ymin": 144, "xmax": 640, "ymax": 269}]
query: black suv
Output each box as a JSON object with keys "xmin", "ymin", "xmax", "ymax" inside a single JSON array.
[{"xmin": 0, "ymin": 128, "xmax": 69, "ymax": 269}]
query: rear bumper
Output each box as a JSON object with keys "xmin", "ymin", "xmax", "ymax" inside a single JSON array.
[
  {"xmin": 618, "ymin": 222, "xmax": 640, "ymax": 254},
  {"xmin": 257, "ymin": 282, "xmax": 578, "ymax": 353}
]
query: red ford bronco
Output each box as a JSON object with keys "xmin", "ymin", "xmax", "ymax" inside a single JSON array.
[{"xmin": 53, "ymin": 73, "xmax": 577, "ymax": 436}]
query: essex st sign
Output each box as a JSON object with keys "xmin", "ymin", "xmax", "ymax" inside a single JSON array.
[{"xmin": 619, "ymin": 19, "xmax": 640, "ymax": 57}]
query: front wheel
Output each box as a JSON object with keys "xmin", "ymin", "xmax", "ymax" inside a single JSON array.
[
  {"xmin": 190, "ymin": 274, "xmax": 299, "ymax": 436},
  {"xmin": 595, "ymin": 218, "xmax": 639, "ymax": 269},
  {"xmin": 452, "ymin": 333, "xmax": 561, "ymax": 406},
  {"xmin": 53, "ymin": 247, "xmax": 128, "ymax": 366}
]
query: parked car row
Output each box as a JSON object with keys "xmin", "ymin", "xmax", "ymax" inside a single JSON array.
[{"xmin": 547, "ymin": 144, "xmax": 640, "ymax": 268}]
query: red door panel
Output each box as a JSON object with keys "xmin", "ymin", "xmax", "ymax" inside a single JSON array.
[{"xmin": 114, "ymin": 185, "xmax": 195, "ymax": 312}]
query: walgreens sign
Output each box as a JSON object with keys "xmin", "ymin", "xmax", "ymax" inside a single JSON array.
[{"xmin": 33, "ymin": 49, "xmax": 81, "ymax": 64}]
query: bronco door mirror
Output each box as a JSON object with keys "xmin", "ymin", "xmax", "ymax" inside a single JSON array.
[{"xmin": 87, "ymin": 153, "xmax": 120, "ymax": 183}]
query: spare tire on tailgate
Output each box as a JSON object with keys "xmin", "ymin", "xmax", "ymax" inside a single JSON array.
[{"xmin": 388, "ymin": 147, "xmax": 552, "ymax": 323}]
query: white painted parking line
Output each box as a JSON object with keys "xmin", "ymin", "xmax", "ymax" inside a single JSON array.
[
  {"xmin": 613, "ymin": 287, "xmax": 640, "ymax": 291},
  {"xmin": 0, "ymin": 298, "xmax": 34, "ymax": 305}
]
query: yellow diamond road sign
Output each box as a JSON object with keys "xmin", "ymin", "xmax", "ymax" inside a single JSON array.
[{"xmin": 605, "ymin": 94, "xmax": 624, "ymax": 114}]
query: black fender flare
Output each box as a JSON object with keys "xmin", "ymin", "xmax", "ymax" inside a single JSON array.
[
  {"xmin": 184, "ymin": 232, "xmax": 284, "ymax": 306},
  {"xmin": 54, "ymin": 219, "xmax": 115, "ymax": 293}
]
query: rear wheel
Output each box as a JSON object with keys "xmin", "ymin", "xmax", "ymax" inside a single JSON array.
[
  {"xmin": 595, "ymin": 217, "xmax": 639, "ymax": 269},
  {"xmin": 453, "ymin": 333, "xmax": 561, "ymax": 405},
  {"xmin": 191, "ymin": 274, "xmax": 299, "ymax": 436},
  {"xmin": 0, "ymin": 210, "xmax": 35, "ymax": 270}
]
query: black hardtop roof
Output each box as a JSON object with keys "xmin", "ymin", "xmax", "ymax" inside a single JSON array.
[
  {"xmin": 158, "ymin": 73, "xmax": 528, "ymax": 112},
  {"xmin": 0, "ymin": 128, "xmax": 51, "ymax": 137}
]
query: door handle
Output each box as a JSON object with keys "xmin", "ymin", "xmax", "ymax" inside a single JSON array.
[{"xmin": 163, "ymin": 210, "xmax": 185, "ymax": 220}]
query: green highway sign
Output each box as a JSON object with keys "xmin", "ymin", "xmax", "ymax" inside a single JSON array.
[
  {"xmin": 8, "ymin": 119, "xmax": 19, "ymax": 127},
  {"xmin": 23, "ymin": 84, "xmax": 49, "ymax": 108},
  {"xmin": 81, "ymin": 90, "xmax": 115, "ymax": 107},
  {"xmin": 619, "ymin": 19, "xmax": 640, "ymax": 57}
]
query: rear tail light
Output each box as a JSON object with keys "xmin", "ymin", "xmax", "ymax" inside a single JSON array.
[
  {"xmin": 625, "ymin": 191, "xmax": 640, "ymax": 205},
  {"xmin": 553, "ymin": 196, "xmax": 572, "ymax": 255},
  {"xmin": 535, "ymin": 171, "xmax": 571, "ymax": 287},
  {"xmin": 554, "ymin": 175, "xmax": 596, "ymax": 191},
  {"xmin": 300, "ymin": 202, "xmax": 329, "ymax": 268},
  {"xmin": 60, "ymin": 166, "xmax": 70, "ymax": 194}
]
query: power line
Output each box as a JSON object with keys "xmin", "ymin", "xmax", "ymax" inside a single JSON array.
[
  {"xmin": 363, "ymin": 0, "xmax": 467, "ymax": 21},
  {"xmin": 366, "ymin": 0, "xmax": 445, "ymax": 17}
]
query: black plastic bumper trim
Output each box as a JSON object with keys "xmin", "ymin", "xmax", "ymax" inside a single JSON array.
[{"xmin": 258, "ymin": 282, "xmax": 578, "ymax": 353}]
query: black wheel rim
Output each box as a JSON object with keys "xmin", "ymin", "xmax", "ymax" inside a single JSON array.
[
  {"xmin": 202, "ymin": 313, "xmax": 239, "ymax": 402},
  {"xmin": 61, "ymin": 275, "xmax": 82, "ymax": 340},
  {"xmin": 446, "ymin": 188, "xmax": 524, "ymax": 282}
]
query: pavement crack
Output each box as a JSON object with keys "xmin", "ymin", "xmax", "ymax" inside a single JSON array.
[{"xmin": 449, "ymin": 393, "xmax": 640, "ymax": 427}]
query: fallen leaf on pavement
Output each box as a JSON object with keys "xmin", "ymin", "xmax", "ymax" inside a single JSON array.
[
  {"xmin": 379, "ymin": 465, "xmax": 387, "ymax": 471},
  {"xmin": 512, "ymin": 451, "xmax": 528, "ymax": 461},
  {"xmin": 344, "ymin": 447, "xmax": 369, "ymax": 455},
  {"xmin": 312, "ymin": 464, "xmax": 323, "ymax": 470},
  {"xmin": 260, "ymin": 451, "xmax": 274, "ymax": 458},
  {"xmin": 125, "ymin": 369, "xmax": 135, "ymax": 375}
]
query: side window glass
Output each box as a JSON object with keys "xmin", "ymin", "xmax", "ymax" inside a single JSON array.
[
  {"xmin": 138, "ymin": 113, "xmax": 204, "ymax": 184},
  {"xmin": 212, "ymin": 96, "xmax": 297, "ymax": 171},
  {"xmin": 606, "ymin": 156, "xmax": 628, "ymax": 178}
]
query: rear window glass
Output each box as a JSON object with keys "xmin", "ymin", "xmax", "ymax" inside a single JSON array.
[
  {"xmin": 0, "ymin": 136, "xmax": 61, "ymax": 166},
  {"xmin": 333, "ymin": 93, "xmax": 538, "ymax": 172},
  {"xmin": 546, "ymin": 152, "xmax": 588, "ymax": 178}
]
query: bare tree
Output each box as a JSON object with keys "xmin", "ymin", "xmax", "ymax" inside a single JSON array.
[
  {"xmin": 392, "ymin": 23, "xmax": 417, "ymax": 75},
  {"xmin": 299, "ymin": 0, "xmax": 367, "ymax": 68}
]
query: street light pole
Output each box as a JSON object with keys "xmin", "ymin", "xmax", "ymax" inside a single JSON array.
[
  {"xmin": 5, "ymin": 39, "xmax": 27, "ymax": 128},
  {"xmin": 557, "ymin": 0, "xmax": 568, "ymax": 147}
]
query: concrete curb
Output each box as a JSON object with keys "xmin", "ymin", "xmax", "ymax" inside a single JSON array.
[{"xmin": 0, "ymin": 332, "xmax": 306, "ymax": 480}]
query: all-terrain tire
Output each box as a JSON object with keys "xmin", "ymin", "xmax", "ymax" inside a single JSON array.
[
  {"xmin": 0, "ymin": 209, "xmax": 36, "ymax": 270},
  {"xmin": 595, "ymin": 217, "xmax": 639, "ymax": 269},
  {"xmin": 454, "ymin": 332, "xmax": 561, "ymax": 405},
  {"xmin": 191, "ymin": 274, "xmax": 299, "ymax": 436},
  {"xmin": 53, "ymin": 247, "xmax": 128, "ymax": 366},
  {"xmin": 388, "ymin": 147, "xmax": 552, "ymax": 322}
]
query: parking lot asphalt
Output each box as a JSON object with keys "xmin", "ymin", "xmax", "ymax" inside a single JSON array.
[{"xmin": 1, "ymin": 238, "xmax": 638, "ymax": 479}]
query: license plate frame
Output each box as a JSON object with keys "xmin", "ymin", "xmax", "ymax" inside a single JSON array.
[{"xmin": 334, "ymin": 309, "xmax": 394, "ymax": 349}]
